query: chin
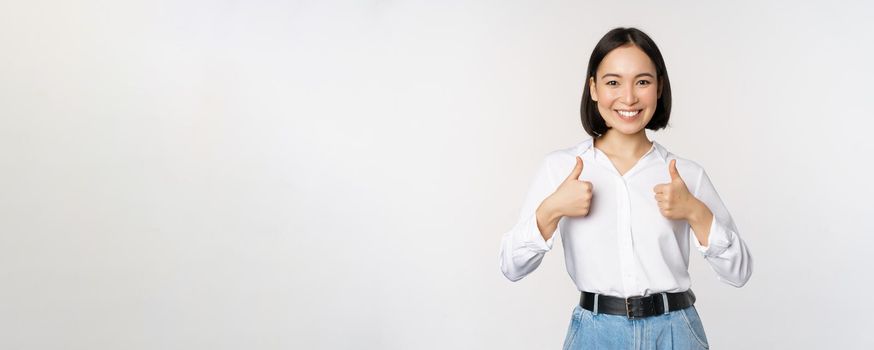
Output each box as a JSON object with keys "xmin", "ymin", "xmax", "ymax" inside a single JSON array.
[{"xmin": 609, "ymin": 123, "xmax": 647, "ymax": 135}]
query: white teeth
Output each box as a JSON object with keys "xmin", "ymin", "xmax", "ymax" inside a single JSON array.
[{"xmin": 617, "ymin": 110, "xmax": 640, "ymax": 117}]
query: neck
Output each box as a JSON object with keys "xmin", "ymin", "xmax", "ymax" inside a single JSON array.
[{"xmin": 593, "ymin": 129, "xmax": 652, "ymax": 157}]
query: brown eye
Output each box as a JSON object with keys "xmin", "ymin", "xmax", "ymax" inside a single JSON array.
[
  {"xmin": 637, "ymin": 80, "xmax": 651, "ymax": 86},
  {"xmin": 606, "ymin": 81, "xmax": 617, "ymax": 86}
]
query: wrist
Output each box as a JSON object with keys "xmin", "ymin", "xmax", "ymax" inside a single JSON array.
[
  {"xmin": 536, "ymin": 197, "xmax": 563, "ymax": 226},
  {"xmin": 686, "ymin": 199, "xmax": 710, "ymax": 226}
]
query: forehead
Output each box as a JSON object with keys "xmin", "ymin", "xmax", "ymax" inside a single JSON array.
[{"xmin": 597, "ymin": 45, "xmax": 656, "ymax": 76}]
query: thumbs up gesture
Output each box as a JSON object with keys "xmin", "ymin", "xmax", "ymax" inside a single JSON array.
[
  {"xmin": 535, "ymin": 156, "xmax": 593, "ymax": 241},
  {"xmin": 545, "ymin": 156, "xmax": 594, "ymax": 217},
  {"xmin": 652, "ymin": 159, "xmax": 700, "ymax": 220}
]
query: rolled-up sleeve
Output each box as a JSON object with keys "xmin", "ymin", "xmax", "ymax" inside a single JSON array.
[
  {"xmin": 499, "ymin": 155, "xmax": 561, "ymax": 282},
  {"xmin": 691, "ymin": 168, "xmax": 753, "ymax": 287}
]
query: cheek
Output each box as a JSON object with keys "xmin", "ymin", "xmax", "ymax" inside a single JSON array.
[
  {"xmin": 596, "ymin": 91, "xmax": 620, "ymax": 112},
  {"xmin": 640, "ymin": 88, "xmax": 659, "ymax": 105},
  {"xmin": 596, "ymin": 101, "xmax": 615, "ymax": 118},
  {"xmin": 599, "ymin": 90, "xmax": 621, "ymax": 103}
]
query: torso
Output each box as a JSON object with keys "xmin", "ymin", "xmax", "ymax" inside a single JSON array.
[{"xmin": 552, "ymin": 138, "xmax": 701, "ymax": 297}]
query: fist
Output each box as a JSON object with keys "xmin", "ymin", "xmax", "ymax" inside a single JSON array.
[
  {"xmin": 547, "ymin": 156, "xmax": 594, "ymax": 217},
  {"xmin": 653, "ymin": 159, "xmax": 699, "ymax": 220}
]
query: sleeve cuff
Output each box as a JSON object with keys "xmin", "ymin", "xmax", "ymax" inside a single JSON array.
[
  {"xmin": 522, "ymin": 214, "xmax": 557, "ymax": 253},
  {"xmin": 693, "ymin": 216, "xmax": 731, "ymax": 257}
]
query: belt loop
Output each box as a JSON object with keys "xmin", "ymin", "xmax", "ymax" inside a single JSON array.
[
  {"xmin": 661, "ymin": 292, "xmax": 670, "ymax": 315},
  {"xmin": 593, "ymin": 294, "xmax": 599, "ymax": 315}
]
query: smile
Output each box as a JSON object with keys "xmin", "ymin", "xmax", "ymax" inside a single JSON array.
[{"xmin": 614, "ymin": 109, "xmax": 641, "ymax": 120}]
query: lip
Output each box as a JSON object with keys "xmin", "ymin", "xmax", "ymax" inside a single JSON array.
[{"xmin": 614, "ymin": 109, "xmax": 642, "ymax": 121}]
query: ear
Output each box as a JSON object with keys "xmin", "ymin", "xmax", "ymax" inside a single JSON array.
[
  {"xmin": 589, "ymin": 76, "xmax": 598, "ymax": 102},
  {"xmin": 657, "ymin": 79, "xmax": 663, "ymax": 99}
]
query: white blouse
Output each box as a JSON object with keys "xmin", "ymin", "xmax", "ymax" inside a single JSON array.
[{"xmin": 498, "ymin": 138, "xmax": 753, "ymax": 298}]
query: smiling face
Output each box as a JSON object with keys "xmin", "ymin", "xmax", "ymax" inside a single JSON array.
[{"xmin": 589, "ymin": 44, "xmax": 662, "ymax": 136}]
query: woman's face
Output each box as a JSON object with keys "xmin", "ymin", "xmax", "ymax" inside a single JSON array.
[{"xmin": 589, "ymin": 44, "xmax": 662, "ymax": 136}]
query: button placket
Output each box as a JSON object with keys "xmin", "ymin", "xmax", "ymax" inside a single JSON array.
[{"xmin": 616, "ymin": 176, "xmax": 637, "ymax": 294}]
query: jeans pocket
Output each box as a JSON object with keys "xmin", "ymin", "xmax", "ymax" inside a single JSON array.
[
  {"xmin": 679, "ymin": 306, "xmax": 710, "ymax": 349},
  {"xmin": 562, "ymin": 305, "xmax": 584, "ymax": 350}
]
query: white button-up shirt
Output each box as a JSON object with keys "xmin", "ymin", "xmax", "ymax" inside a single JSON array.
[{"xmin": 499, "ymin": 138, "xmax": 752, "ymax": 297}]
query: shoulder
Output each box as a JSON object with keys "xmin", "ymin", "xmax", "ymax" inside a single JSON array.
[
  {"xmin": 544, "ymin": 138, "xmax": 593, "ymax": 161},
  {"xmin": 527, "ymin": 138, "xmax": 594, "ymax": 182},
  {"xmin": 654, "ymin": 141, "xmax": 710, "ymax": 188},
  {"xmin": 655, "ymin": 141, "xmax": 703, "ymax": 169}
]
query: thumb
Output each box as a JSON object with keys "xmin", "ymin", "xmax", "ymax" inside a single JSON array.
[
  {"xmin": 668, "ymin": 159, "xmax": 681, "ymax": 181},
  {"xmin": 566, "ymin": 156, "xmax": 583, "ymax": 181}
]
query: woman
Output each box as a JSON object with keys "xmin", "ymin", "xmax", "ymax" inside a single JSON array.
[{"xmin": 498, "ymin": 27, "xmax": 753, "ymax": 349}]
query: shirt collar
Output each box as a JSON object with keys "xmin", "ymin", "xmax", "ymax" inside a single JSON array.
[
  {"xmin": 577, "ymin": 138, "xmax": 669, "ymax": 163},
  {"xmin": 651, "ymin": 140, "xmax": 669, "ymax": 163}
]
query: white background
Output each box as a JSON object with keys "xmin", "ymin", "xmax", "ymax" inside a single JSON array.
[{"xmin": 2, "ymin": 0, "xmax": 873, "ymax": 349}]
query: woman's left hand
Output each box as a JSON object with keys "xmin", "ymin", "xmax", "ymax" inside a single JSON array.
[{"xmin": 653, "ymin": 159, "xmax": 703, "ymax": 220}]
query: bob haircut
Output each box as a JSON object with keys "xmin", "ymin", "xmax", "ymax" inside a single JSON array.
[{"xmin": 580, "ymin": 27, "xmax": 672, "ymax": 137}]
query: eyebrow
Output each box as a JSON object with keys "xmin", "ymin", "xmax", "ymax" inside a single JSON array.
[{"xmin": 600, "ymin": 73, "xmax": 656, "ymax": 80}]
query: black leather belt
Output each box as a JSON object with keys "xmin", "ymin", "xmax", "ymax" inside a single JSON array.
[{"xmin": 579, "ymin": 289, "xmax": 696, "ymax": 319}]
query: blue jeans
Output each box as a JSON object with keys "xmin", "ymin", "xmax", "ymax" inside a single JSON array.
[{"xmin": 562, "ymin": 304, "xmax": 710, "ymax": 349}]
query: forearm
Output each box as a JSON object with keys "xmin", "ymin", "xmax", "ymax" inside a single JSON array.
[
  {"xmin": 687, "ymin": 199, "xmax": 714, "ymax": 247},
  {"xmin": 536, "ymin": 199, "xmax": 562, "ymax": 242}
]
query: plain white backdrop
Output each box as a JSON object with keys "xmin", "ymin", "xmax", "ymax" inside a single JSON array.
[{"xmin": 2, "ymin": 0, "xmax": 873, "ymax": 349}]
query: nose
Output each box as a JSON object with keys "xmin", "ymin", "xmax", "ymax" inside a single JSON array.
[{"xmin": 621, "ymin": 84, "xmax": 638, "ymax": 106}]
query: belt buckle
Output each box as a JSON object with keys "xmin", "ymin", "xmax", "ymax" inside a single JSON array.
[{"xmin": 625, "ymin": 296, "xmax": 642, "ymax": 319}]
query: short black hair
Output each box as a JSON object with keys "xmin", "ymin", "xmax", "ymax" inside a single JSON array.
[{"xmin": 580, "ymin": 27, "xmax": 672, "ymax": 137}]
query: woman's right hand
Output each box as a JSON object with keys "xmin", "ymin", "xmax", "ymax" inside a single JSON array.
[
  {"xmin": 535, "ymin": 156, "xmax": 593, "ymax": 240},
  {"xmin": 548, "ymin": 156, "xmax": 594, "ymax": 217}
]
